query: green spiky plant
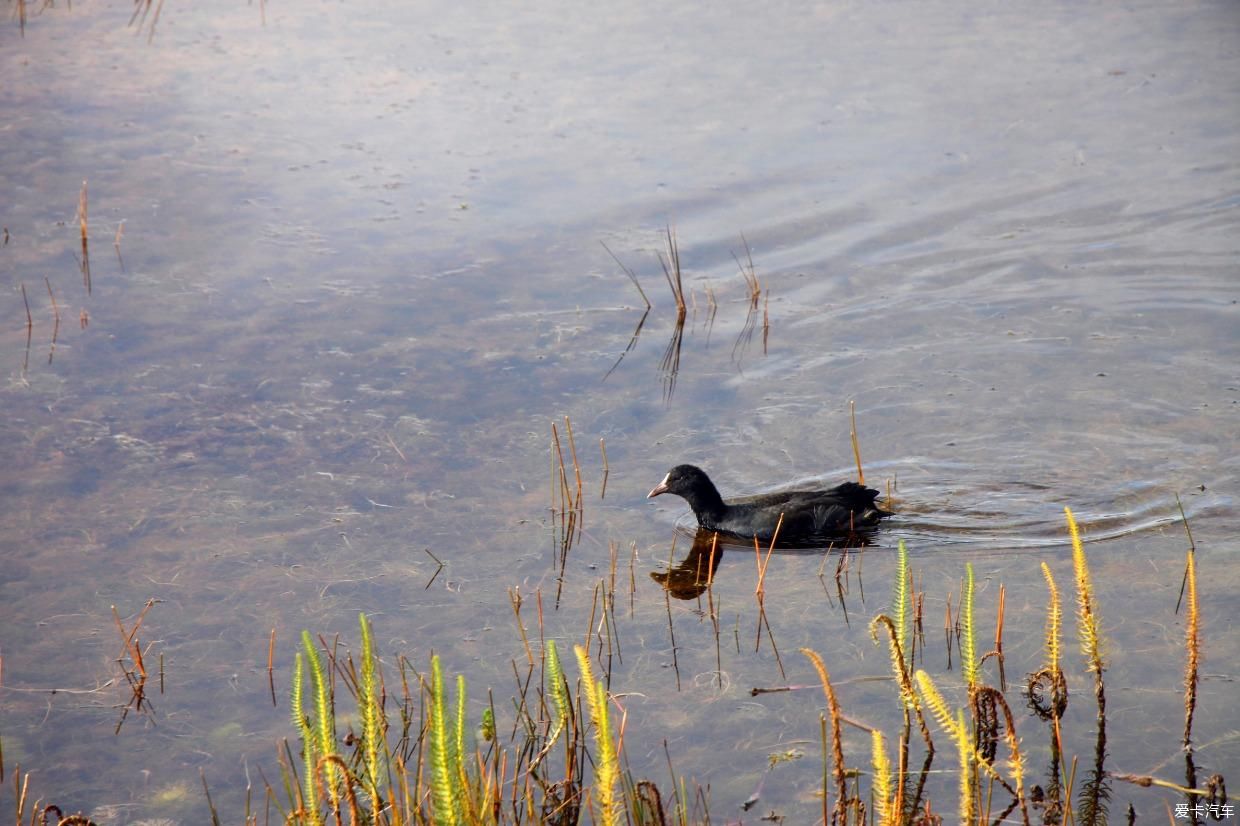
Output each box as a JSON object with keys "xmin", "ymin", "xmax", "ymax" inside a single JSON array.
[
  {"xmin": 961, "ymin": 562, "xmax": 979, "ymax": 692},
  {"xmin": 290, "ymin": 630, "xmax": 340, "ymax": 824},
  {"xmin": 428, "ymin": 655, "xmax": 465, "ymax": 825},
  {"xmin": 870, "ymin": 541, "xmax": 935, "ymax": 823},
  {"xmin": 358, "ymin": 613, "xmax": 386, "ymax": 817},
  {"xmin": 891, "ymin": 539, "xmax": 911, "ymax": 670}
]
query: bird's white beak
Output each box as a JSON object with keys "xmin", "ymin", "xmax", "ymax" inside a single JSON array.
[{"xmin": 647, "ymin": 473, "xmax": 670, "ymax": 498}]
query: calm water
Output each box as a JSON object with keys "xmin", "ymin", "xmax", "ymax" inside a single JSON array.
[{"xmin": 2, "ymin": 1, "xmax": 1238, "ymax": 823}]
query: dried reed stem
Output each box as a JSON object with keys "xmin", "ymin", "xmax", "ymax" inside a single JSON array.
[
  {"xmin": 658, "ymin": 225, "xmax": 686, "ymax": 317},
  {"xmin": 601, "ymin": 241, "xmax": 651, "ymax": 309},
  {"xmin": 267, "ymin": 628, "xmax": 278, "ymax": 706},
  {"xmin": 733, "ymin": 232, "xmax": 761, "ymax": 308},
  {"xmin": 21, "ymin": 282, "xmax": 32, "ymax": 332},
  {"xmin": 77, "ymin": 180, "xmax": 91, "ymax": 294},
  {"xmin": 850, "ymin": 400, "xmax": 866, "ymax": 486},
  {"xmin": 598, "ymin": 438, "xmax": 609, "ymax": 499}
]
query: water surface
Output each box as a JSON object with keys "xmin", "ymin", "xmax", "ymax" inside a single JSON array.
[{"xmin": 1, "ymin": 1, "xmax": 1238, "ymax": 822}]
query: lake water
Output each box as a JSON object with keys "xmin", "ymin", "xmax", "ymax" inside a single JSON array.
[{"xmin": 2, "ymin": 1, "xmax": 1238, "ymax": 823}]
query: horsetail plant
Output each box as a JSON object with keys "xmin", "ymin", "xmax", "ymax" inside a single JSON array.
[
  {"xmin": 428, "ymin": 655, "xmax": 464, "ymax": 826},
  {"xmin": 915, "ymin": 670, "xmax": 976, "ymax": 825},
  {"xmin": 357, "ymin": 613, "xmax": 385, "ymax": 817},
  {"xmin": 870, "ymin": 729, "xmax": 894, "ymax": 826},
  {"xmin": 1065, "ymin": 507, "xmax": 1111, "ymax": 825},
  {"xmin": 289, "ymin": 648, "xmax": 323, "ymax": 826},
  {"xmin": 890, "ymin": 540, "xmax": 911, "ymax": 669},
  {"xmin": 961, "ymin": 563, "xmax": 979, "ymax": 692},
  {"xmin": 544, "ymin": 639, "xmax": 571, "ymax": 741},
  {"xmin": 575, "ymin": 644, "xmax": 621, "ymax": 826}
]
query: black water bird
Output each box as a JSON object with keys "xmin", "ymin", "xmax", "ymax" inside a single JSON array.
[{"xmin": 647, "ymin": 464, "xmax": 889, "ymax": 544}]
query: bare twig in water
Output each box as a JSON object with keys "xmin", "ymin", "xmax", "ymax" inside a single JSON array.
[
  {"xmin": 267, "ymin": 628, "xmax": 278, "ymax": 706},
  {"xmin": 77, "ymin": 180, "xmax": 91, "ymax": 295},
  {"xmin": 762, "ymin": 288, "xmax": 770, "ymax": 354},
  {"xmin": 602, "ymin": 306, "xmax": 649, "ymax": 382},
  {"xmin": 658, "ymin": 313, "xmax": 685, "ymax": 402},
  {"xmin": 657, "ymin": 227, "xmax": 688, "ymax": 400},
  {"xmin": 734, "ymin": 232, "xmax": 761, "ymax": 308},
  {"xmin": 113, "ymin": 220, "xmax": 126, "ymax": 272},
  {"xmin": 658, "ymin": 225, "xmax": 687, "ymax": 317},
  {"xmin": 599, "ymin": 438, "xmax": 609, "ymax": 499},
  {"xmin": 601, "ymin": 242, "xmax": 651, "ymax": 381},
  {"xmin": 112, "ymin": 599, "xmax": 161, "ymax": 733},
  {"xmin": 422, "ymin": 547, "xmax": 444, "ymax": 589},
  {"xmin": 45, "ymin": 277, "xmax": 61, "ymax": 364},
  {"xmin": 702, "ymin": 281, "xmax": 719, "ymax": 342},
  {"xmin": 20, "ymin": 282, "xmax": 32, "ymax": 377},
  {"xmin": 731, "ymin": 234, "xmax": 765, "ymax": 364},
  {"xmin": 601, "ymin": 241, "xmax": 651, "ymax": 309},
  {"xmin": 850, "ymin": 400, "xmax": 866, "ymax": 486}
]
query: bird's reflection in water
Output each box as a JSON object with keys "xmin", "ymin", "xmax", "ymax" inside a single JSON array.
[
  {"xmin": 649, "ymin": 530, "xmax": 725, "ymax": 600},
  {"xmin": 650, "ymin": 527, "xmax": 878, "ymax": 603}
]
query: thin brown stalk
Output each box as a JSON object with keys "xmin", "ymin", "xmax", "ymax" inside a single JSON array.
[
  {"xmin": 509, "ymin": 588, "xmax": 534, "ymax": 669},
  {"xmin": 944, "ymin": 592, "xmax": 954, "ymax": 671},
  {"xmin": 1174, "ymin": 493, "xmax": 1197, "ymax": 613},
  {"xmin": 78, "ymin": 180, "xmax": 91, "ymax": 294},
  {"xmin": 802, "ymin": 648, "xmax": 849, "ymax": 817},
  {"xmin": 733, "ymin": 232, "xmax": 761, "ymax": 307},
  {"xmin": 113, "ymin": 220, "xmax": 126, "ymax": 271},
  {"xmin": 762, "ymin": 288, "xmax": 770, "ymax": 354},
  {"xmin": 563, "ymin": 415, "xmax": 583, "ymax": 508},
  {"xmin": 995, "ymin": 584, "xmax": 1007, "ymax": 692},
  {"xmin": 45, "ymin": 277, "xmax": 60, "ymax": 364},
  {"xmin": 850, "ymin": 400, "xmax": 865, "ymax": 486},
  {"xmin": 601, "ymin": 241, "xmax": 651, "ymax": 309},
  {"xmin": 663, "ymin": 563, "xmax": 681, "ymax": 691},
  {"xmin": 21, "ymin": 282, "xmax": 32, "ymax": 331},
  {"xmin": 598, "ymin": 438, "xmax": 609, "ymax": 499},
  {"xmin": 658, "ymin": 225, "xmax": 687, "ymax": 317},
  {"xmin": 754, "ymin": 513, "xmax": 784, "ymax": 597},
  {"xmin": 267, "ymin": 628, "xmax": 278, "ymax": 706},
  {"xmin": 201, "ymin": 768, "xmax": 222, "ymax": 826}
]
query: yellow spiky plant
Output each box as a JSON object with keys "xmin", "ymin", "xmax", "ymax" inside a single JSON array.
[
  {"xmin": 871, "ymin": 729, "xmax": 894, "ymax": 826},
  {"xmin": 545, "ymin": 639, "xmax": 570, "ymax": 741},
  {"xmin": 1064, "ymin": 506, "xmax": 1110, "ymax": 824},
  {"xmin": 915, "ymin": 670, "xmax": 975, "ymax": 825},
  {"xmin": 1182, "ymin": 546, "xmax": 1200, "ymax": 783},
  {"xmin": 575, "ymin": 645, "xmax": 620, "ymax": 826},
  {"xmin": 1039, "ymin": 562, "xmax": 1062, "ymax": 680},
  {"xmin": 357, "ymin": 613, "xmax": 385, "ymax": 818},
  {"xmin": 1065, "ymin": 508, "xmax": 1104, "ymax": 675}
]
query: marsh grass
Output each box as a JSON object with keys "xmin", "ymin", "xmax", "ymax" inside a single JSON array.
[
  {"xmin": 265, "ymin": 614, "xmax": 710, "ymax": 826},
  {"xmin": 111, "ymin": 598, "xmax": 162, "ymax": 734},
  {"xmin": 605, "ymin": 228, "xmax": 773, "ymax": 398},
  {"xmin": 5, "ymin": 505, "xmax": 1227, "ymax": 825}
]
